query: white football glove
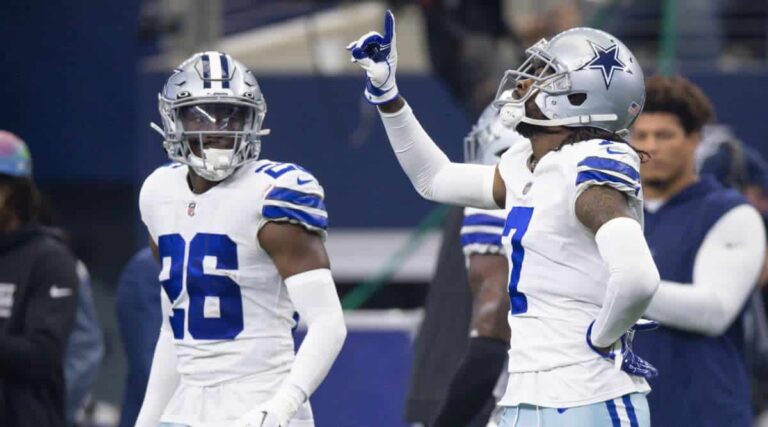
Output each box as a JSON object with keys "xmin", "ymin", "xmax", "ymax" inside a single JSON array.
[
  {"xmin": 346, "ymin": 10, "xmax": 399, "ymax": 104},
  {"xmin": 234, "ymin": 387, "xmax": 304, "ymax": 427}
]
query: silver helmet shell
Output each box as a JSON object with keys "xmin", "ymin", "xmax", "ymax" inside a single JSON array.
[
  {"xmin": 494, "ymin": 28, "xmax": 645, "ymax": 138},
  {"xmin": 154, "ymin": 51, "xmax": 269, "ymax": 181},
  {"xmin": 464, "ymin": 104, "xmax": 529, "ymax": 166}
]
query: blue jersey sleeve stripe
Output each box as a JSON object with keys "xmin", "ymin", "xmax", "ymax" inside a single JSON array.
[
  {"xmin": 578, "ymin": 156, "xmax": 640, "ymax": 181},
  {"xmin": 576, "ymin": 170, "xmax": 638, "ymax": 192},
  {"xmin": 463, "ymin": 214, "xmax": 506, "ymax": 228},
  {"xmin": 460, "ymin": 232, "xmax": 503, "ymax": 247},
  {"xmin": 266, "ymin": 187, "xmax": 326, "ymax": 211},
  {"xmin": 262, "ymin": 206, "xmax": 328, "ymax": 230}
]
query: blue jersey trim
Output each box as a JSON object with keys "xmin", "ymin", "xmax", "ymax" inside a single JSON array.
[
  {"xmin": 262, "ymin": 205, "xmax": 328, "ymax": 230},
  {"xmin": 266, "ymin": 187, "xmax": 326, "ymax": 211},
  {"xmin": 254, "ymin": 162, "xmax": 273, "ymax": 173},
  {"xmin": 605, "ymin": 399, "xmax": 621, "ymax": 427},
  {"xmin": 622, "ymin": 395, "xmax": 639, "ymax": 427},
  {"xmin": 576, "ymin": 170, "xmax": 638, "ymax": 192},
  {"xmin": 460, "ymin": 232, "xmax": 502, "ymax": 247},
  {"xmin": 578, "ymin": 156, "xmax": 640, "ymax": 181},
  {"xmin": 463, "ymin": 213, "xmax": 505, "ymax": 228}
]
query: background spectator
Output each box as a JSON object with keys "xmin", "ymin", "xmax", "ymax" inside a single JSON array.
[
  {"xmin": 0, "ymin": 130, "xmax": 79, "ymax": 427},
  {"xmin": 632, "ymin": 76, "xmax": 766, "ymax": 426},
  {"xmin": 116, "ymin": 247, "xmax": 160, "ymax": 427}
]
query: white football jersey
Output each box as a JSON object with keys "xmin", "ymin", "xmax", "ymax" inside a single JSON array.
[
  {"xmin": 139, "ymin": 159, "xmax": 327, "ymax": 425},
  {"xmin": 495, "ymin": 139, "xmax": 650, "ymax": 408}
]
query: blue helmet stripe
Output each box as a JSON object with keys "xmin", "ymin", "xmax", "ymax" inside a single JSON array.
[
  {"xmin": 266, "ymin": 187, "xmax": 326, "ymax": 211},
  {"xmin": 262, "ymin": 206, "xmax": 328, "ymax": 230}
]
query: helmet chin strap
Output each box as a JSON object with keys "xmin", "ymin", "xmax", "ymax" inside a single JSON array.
[
  {"xmin": 499, "ymin": 90, "xmax": 618, "ymax": 129},
  {"xmin": 188, "ymin": 156, "xmax": 235, "ymax": 182},
  {"xmin": 188, "ymin": 147, "xmax": 237, "ymax": 181},
  {"xmin": 150, "ymin": 119, "xmax": 268, "ymax": 182},
  {"xmin": 499, "ymin": 102, "xmax": 618, "ymax": 129},
  {"xmin": 150, "ymin": 122, "xmax": 165, "ymax": 137}
]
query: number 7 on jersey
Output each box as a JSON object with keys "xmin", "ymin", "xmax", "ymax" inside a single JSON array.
[{"xmin": 503, "ymin": 207, "xmax": 534, "ymax": 315}]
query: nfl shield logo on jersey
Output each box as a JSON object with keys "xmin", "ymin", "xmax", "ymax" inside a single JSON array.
[
  {"xmin": 523, "ymin": 181, "xmax": 533, "ymax": 195},
  {"xmin": 187, "ymin": 202, "xmax": 196, "ymax": 217}
]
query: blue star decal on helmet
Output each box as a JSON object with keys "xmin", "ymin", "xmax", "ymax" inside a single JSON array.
[{"xmin": 583, "ymin": 41, "xmax": 626, "ymax": 89}]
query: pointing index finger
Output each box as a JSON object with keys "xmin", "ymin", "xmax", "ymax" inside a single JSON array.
[{"xmin": 383, "ymin": 10, "xmax": 395, "ymax": 45}]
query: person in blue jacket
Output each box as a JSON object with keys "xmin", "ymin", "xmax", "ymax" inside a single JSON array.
[
  {"xmin": 115, "ymin": 248, "xmax": 160, "ymax": 427},
  {"xmin": 632, "ymin": 75, "xmax": 767, "ymax": 426},
  {"xmin": 64, "ymin": 261, "xmax": 104, "ymax": 426}
]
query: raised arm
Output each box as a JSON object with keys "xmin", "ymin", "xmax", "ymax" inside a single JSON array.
[{"xmin": 347, "ymin": 11, "xmax": 505, "ymax": 209}]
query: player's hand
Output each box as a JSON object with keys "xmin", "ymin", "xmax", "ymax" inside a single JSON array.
[
  {"xmin": 234, "ymin": 392, "xmax": 300, "ymax": 427},
  {"xmin": 586, "ymin": 319, "xmax": 659, "ymax": 379},
  {"xmin": 346, "ymin": 10, "xmax": 398, "ymax": 104}
]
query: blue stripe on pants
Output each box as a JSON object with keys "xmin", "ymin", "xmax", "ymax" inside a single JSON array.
[
  {"xmin": 498, "ymin": 393, "xmax": 649, "ymax": 427},
  {"xmin": 605, "ymin": 399, "xmax": 621, "ymax": 427},
  {"xmin": 622, "ymin": 395, "xmax": 639, "ymax": 427}
]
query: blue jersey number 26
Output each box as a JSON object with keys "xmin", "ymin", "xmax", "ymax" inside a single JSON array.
[
  {"xmin": 158, "ymin": 233, "xmax": 244, "ymax": 340},
  {"xmin": 502, "ymin": 207, "xmax": 534, "ymax": 315}
]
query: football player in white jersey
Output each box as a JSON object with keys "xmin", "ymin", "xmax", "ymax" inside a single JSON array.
[
  {"xmin": 135, "ymin": 52, "xmax": 346, "ymax": 427},
  {"xmin": 348, "ymin": 12, "xmax": 660, "ymax": 426},
  {"xmin": 433, "ymin": 105, "xmax": 525, "ymax": 426}
]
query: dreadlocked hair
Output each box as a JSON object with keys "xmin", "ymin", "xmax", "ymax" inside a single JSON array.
[
  {"xmin": 556, "ymin": 127, "xmax": 649, "ymax": 163},
  {"xmin": 0, "ymin": 175, "xmax": 41, "ymax": 224}
]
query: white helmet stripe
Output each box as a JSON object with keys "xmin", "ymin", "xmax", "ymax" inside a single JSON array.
[
  {"xmin": 201, "ymin": 53, "xmax": 211, "ymax": 89},
  {"xmin": 206, "ymin": 51, "xmax": 223, "ymax": 87},
  {"xmin": 220, "ymin": 53, "xmax": 230, "ymax": 89}
]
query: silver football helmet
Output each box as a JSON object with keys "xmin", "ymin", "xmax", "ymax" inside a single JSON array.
[
  {"xmin": 494, "ymin": 28, "xmax": 644, "ymax": 138},
  {"xmin": 151, "ymin": 51, "xmax": 270, "ymax": 181},
  {"xmin": 464, "ymin": 104, "xmax": 528, "ymax": 166}
]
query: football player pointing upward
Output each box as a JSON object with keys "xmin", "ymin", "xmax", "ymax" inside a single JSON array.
[
  {"xmin": 137, "ymin": 52, "xmax": 346, "ymax": 427},
  {"xmin": 349, "ymin": 13, "xmax": 659, "ymax": 426}
]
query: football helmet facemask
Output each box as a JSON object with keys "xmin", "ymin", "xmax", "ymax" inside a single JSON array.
[{"xmin": 152, "ymin": 51, "xmax": 270, "ymax": 182}]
